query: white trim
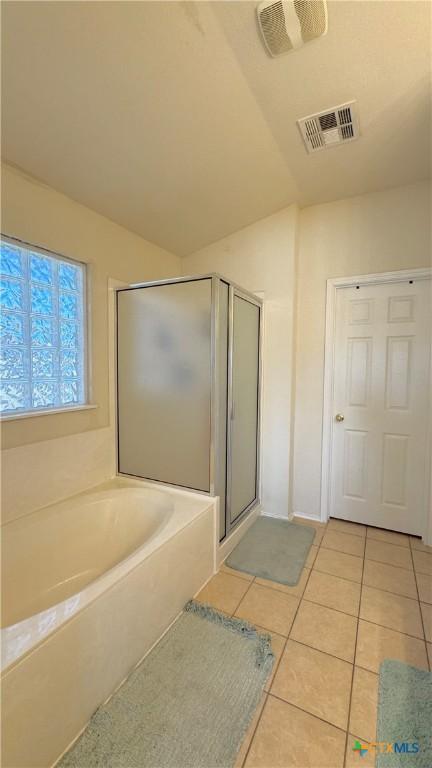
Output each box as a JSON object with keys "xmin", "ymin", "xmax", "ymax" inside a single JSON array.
[
  {"xmin": 323, "ymin": 268, "xmax": 432, "ymax": 289},
  {"xmin": 293, "ymin": 510, "xmax": 322, "ymax": 523},
  {"xmin": 1, "ymin": 232, "xmax": 87, "ymax": 270},
  {"xmin": 425, "ymin": 347, "xmax": 432, "ymax": 547},
  {"xmin": 253, "ymin": 291, "xmax": 266, "ymax": 515},
  {"xmin": 320, "ymin": 268, "xmax": 432, "ymax": 542},
  {"xmin": 0, "ymin": 404, "xmax": 98, "ymax": 421}
]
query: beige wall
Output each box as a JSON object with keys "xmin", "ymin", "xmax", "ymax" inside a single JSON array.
[
  {"xmin": 182, "ymin": 206, "xmax": 299, "ymax": 520},
  {"xmin": 1, "ymin": 163, "xmax": 180, "ymax": 450},
  {"xmin": 1, "ymin": 164, "xmax": 181, "ymax": 521},
  {"xmin": 2, "ymin": 165, "xmax": 429, "ymax": 527},
  {"xmin": 182, "ymin": 183, "xmax": 432, "ymax": 522},
  {"xmin": 293, "ymin": 180, "xmax": 432, "ymax": 520}
]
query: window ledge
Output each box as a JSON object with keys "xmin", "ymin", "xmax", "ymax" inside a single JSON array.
[{"xmin": 0, "ymin": 404, "xmax": 98, "ymax": 422}]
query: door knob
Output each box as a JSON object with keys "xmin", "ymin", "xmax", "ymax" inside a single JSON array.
[{"xmin": 335, "ymin": 413, "xmax": 345, "ymax": 422}]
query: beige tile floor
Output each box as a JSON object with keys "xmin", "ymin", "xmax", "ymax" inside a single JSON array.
[{"xmin": 196, "ymin": 517, "xmax": 432, "ymax": 768}]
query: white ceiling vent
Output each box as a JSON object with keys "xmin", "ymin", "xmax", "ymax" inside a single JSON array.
[
  {"xmin": 297, "ymin": 102, "xmax": 360, "ymax": 153},
  {"xmin": 257, "ymin": 0, "xmax": 328, "ymax": 57}
]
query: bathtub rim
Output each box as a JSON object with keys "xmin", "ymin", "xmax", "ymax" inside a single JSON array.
[
  {"xmin": 1, "ymin": 477, "xmax": 217, "ymax": 674},
  {"xmin": 0, "ymin": 472, "xmax": 213, "ymax": 531},
  {"xmin": 1, "ymin": 487, "xmax": 175, "ymax": 631}
]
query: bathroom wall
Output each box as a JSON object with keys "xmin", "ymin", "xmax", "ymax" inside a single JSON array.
[
  {"xmin": 182, "ymin": 206, "xmax": 299, "ymax": 520},
  {"xmin": 293, "ymin": 180, "xmax": 432, "ymax": 520},
  {"xmin": 1, "ymin": 164, "xmax": 181, "ymax": 522},
  {"xmin": 2, "ymin": 165, "xmax": 429, "ymax": 529},
  {"xmin": 182, "ymin": 181, "xmax": 431, "ymax": 524}
]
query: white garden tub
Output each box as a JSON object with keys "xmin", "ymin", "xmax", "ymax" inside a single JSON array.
[{"xmin": 1, "ymin": 477, "xmax": 216, "ymax": 767}]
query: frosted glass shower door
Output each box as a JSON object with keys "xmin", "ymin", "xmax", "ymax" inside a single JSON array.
[
  {"xmin": 228, "ymin": 291, "xmax": 260, "ymax": 525},
  {"xmin": 117, "ymin": 279, "xmax": 212, "ymax": 491}
]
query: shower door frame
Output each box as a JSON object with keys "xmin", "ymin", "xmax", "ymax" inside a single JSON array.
[
  {"xmin": 114, "ymin": 273, "xmax": 262, "ymax": 542},
  {"xmin": 225, "ymin": 284, "xmax": 262, "ymax": 536},
  {"xmin": 115, "ymin": 275, "xmax": 215, "ymax": 494}
]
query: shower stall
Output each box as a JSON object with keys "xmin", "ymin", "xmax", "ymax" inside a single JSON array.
[{"xmin": 116, "ymin": 274, "xmax": 262, "ymax": 541}]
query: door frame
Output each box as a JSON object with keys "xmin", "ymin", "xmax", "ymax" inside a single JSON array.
[
  {"xmin": 320, "ymin": 267, "xmax": 432, "ymax": 543},
  {"xmin": 225, "ymin": 285, "xmax": 262, "ymax": 534}
]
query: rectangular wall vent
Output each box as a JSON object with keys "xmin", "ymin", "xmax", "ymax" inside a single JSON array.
[{"xmin": 297, "ymin": 101, "xmax": 360, "ymax": 154}]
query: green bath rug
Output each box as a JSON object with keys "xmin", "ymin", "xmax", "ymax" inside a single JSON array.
[
  {"xmin": 59, "ymin": 601, "xmax": 274, "ymax": 768},
  {"xmin": 226, "ymin": 516, "xmax": 315, "ymax": 585},
  {"xmin": 376, "ymin": 659, "xmax": 432, "ymax": 767}
]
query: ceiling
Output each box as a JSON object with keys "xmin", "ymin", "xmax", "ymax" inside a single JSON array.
[{"xmin": 2, "ymin": 1, "xmax": 431, "ymax": 256}]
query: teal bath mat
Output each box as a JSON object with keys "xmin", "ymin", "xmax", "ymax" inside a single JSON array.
[
  {"xmin": 226, "ymin": 516, "xmax": 315, "ymax": 585},
  {"xmin": 59, "ymin": 601, "xmax": 274, "ymax": 768},
  {"xmin": 376, "ymin": 659, "xmax": 432, "ymax": 767}
]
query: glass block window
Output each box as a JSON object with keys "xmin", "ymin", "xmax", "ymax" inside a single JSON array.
[{"xmin": 0, "ymin": 237, "xmax": 86, "ymax": 415}]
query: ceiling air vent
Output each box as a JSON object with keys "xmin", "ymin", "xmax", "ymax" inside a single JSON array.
[
  {"xmin": 257, "ymin": 0, "xmax": 328, "ymax": 57},
  {"xmin": 297, "ymin": 101, "xmax": 360, "ymax": 153}
]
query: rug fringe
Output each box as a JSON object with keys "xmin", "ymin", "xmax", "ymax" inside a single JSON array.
[{"xmin": 185, "ymin": 600, "xmax": 274, "ymax": 669}]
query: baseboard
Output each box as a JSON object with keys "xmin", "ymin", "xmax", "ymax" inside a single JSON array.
[
  {"xmin": 261, "ymin": 511, "xmax": 288, "ymax": 520},
  {"xmin": 293, "ymin": 510, "xmax": 322, "ymax": 523}
]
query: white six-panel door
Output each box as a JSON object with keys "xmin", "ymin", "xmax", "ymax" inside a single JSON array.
[{"xmin": 330, "ymin": 278, "xmax": 431, "ymax": 535}]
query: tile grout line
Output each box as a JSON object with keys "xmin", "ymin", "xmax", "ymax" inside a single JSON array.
[
  {"xmin": 239, "ymin": 524, "xmax": 427, "ymax": 768},
  {"xmin": 408, "ymin": 537, "xmax": 430, "ymax": 670},
  {"xmin": 217, "ymin": 565, "xmax": 287, "ymax": 767},
  {"xmin": 363, "ymin": 555, "xmax": 414, "ymax": 572},
  {"xmin": 321, "ymin": 546, "xmax": 364, "ymax": 560},
  {"xmin": 228, "ymin": 545, "xmax": 425, "ymax": 650},
  {"xmin": 240, "ymin": 522, "xmax": 420, "ymax": 765},
  {"xmin": 240, "ymin": 646, "xmax": 284, "ymax": 763},
  {"xmin": 267, "ymin": 690, "xmax": 348, "ymax": 735},
  {"xmin": 240, "ymin": 535, "xmax": 319, "ymax": 767},
  {"xmin": 295, "ymin": 531, "xmax": 360, "ymax": 664},
  {"xmin": 240, "ymin": 574, "xmax": 313, "ymax": 768},
  {"xmin": 361, "ymin": 578, "xmax": 425, "ymax": 605},
  {"xmin": 314, "ymin": 549, "xmax": 418, "ymax": 585},
  {"xmin": 366, "ymin": 531, "xmax": 413, "ymax": 550},
  {"xmin": 321, "ymin": 545, "xmax": 415, "ymax": 572},
  {"xmin": 211, "ymin": 523, "xmax": 429, "ymax": 767},
  {"xmin": 231, "ymin": 522, "xmax": 426, "ymax": 765},
  {"xmin": 220, "ymin": 566, "xmax": 257, "ymax": 585},
  {"xmin": 327, "ymin": 524, "xmax": 367, "ymax": 540},
  {"xmin": 284, "ymin": 635, "xmax": 355, "ymax": 666},
  {"xmin": 343, "ymin": 534, "xmax": 366, "ymax": 768},
  {"xmin": 360, "ymin": 579, "xmax": 418, "ymax": 602},
  {"xmin": 302, "ymin": 523, "xmax": 355, "ymax": 763},
  {"xmin": 196, "ymin": 568, "xmax": 254, "ymax": 617},
  {"xmin": 313, "ymin": 565, "xmax": 363, "ymax": 586},
  {"xmin": 354, "ymin": 617, "xmax": 425, "ymax": 643},
  {"xmin": 324, "ymin": 527, "xmax": 366, "ymax": 539},
  {"xmin": 363, "ymin": 573, "xmax": 419, "ymax": 600},
  {"xmin": 253, "ymin": 572, "xmax": 311, "ymax": 598},
  {"xmin": 239, "ymin": 693, "xmax": 270, "ymax": 768},
  {"xmin": 297, "ymin": 595, "xmax": 359, "ymax": 620},
  {"xmin": 230, "ymin": 575, "xmax": 256, "ymax": 618},
  {"xmin": 242, "ymin": 613, "xmax": 425, "ymax": 667}
]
